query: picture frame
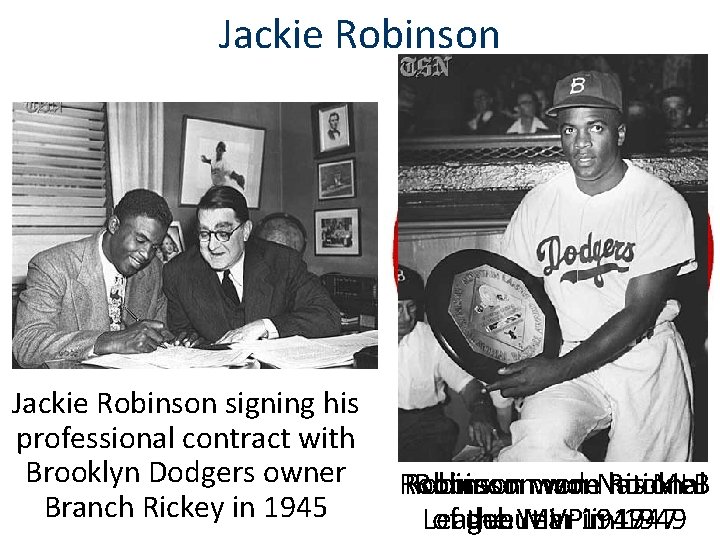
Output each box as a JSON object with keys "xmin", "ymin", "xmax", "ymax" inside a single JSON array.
[
  {"xmin": 179, "ymin": 116, "xmax": 265, "ymax": 208},
  {"xmin": 312, "ymin": 103, "xmax": 354, "ymax": 158},
  {"xmin": 167, "ymin": 220, "xmax": 185, "ymax": 252},
  {"xmin": 157, "ymin": 220, "xmax": 185, "ymax": 264},
  {"xmin": 314, "ymin": 208, "xmax": 361, "ymax": 256},
  {"xmin": 318, "ymin": 158, "xmax": 356, "ymax": 200}
]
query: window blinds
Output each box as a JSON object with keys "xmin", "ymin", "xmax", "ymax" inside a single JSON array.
[
  {"xmin": 12, "ymin": 102, "xmax": 109, "ymax": 281},
  {"xmin": 12, "ymin": 102, "xmax": 109, "ymax": 233}
]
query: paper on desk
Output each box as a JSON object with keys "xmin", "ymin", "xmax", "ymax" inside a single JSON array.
[
  {"xmin": 241, "ymin": 335, "xmax": 372, "ymax": 369},
  {"xmin": 80, "ymin": 356, "xmax": 158, "ymax": 369},
  {"xmin": 82, "ymin": 345, "xmax": 254, "ymax": 369},
  {"xmin": 314, "ymin": 330, "xmax": 378, "ymax": 354}
]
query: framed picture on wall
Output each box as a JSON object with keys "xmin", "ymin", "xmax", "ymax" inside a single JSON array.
[
  {"xmin": 314, "ymin": 208, "xmax": 361, "ymax": 256},
  {"xmin": 157, "ymin": 220, "xmax": 185, "ymax": 264},
  {"xmin": 179, "ymin": 116, "xmax": 265, "ymax": 208},
  {"xmin": 318, "ymin": 158, "xmax": 355, "ymax": 200},
  {"xmin": 312, "ymin": 103, "xmax": 354, "ymax": 158}
]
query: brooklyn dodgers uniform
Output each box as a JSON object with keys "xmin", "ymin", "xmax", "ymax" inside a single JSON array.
[{"xmin": 500, "ymin": 161, "xmax": 696, "ymax": 461}]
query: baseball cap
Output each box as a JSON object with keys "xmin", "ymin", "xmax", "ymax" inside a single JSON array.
[
  {"xmin": 397, "ymin": 265, "xmax": 424, "ymax": 302},
  {"xmin": 545, "ymin": 70, "xmax": 623, "ymax": 117}
]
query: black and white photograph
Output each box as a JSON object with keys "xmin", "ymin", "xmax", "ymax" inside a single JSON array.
[
  {"xmin": 313, "ymin": 102, "xmax": 354, "ymax": 157},
  {"xmin": 397, "ymin": 54, "xmax": 708, "ymax": 462},
  {"xmin": 179, "ymin": 116, "xmax": 265, "ymax": 208},
  {"xmin": 156, "ymin": 220, "xmax": 185, "ymax": 264},
  {"xmin": 318, "ymin": 158, "xmax": 355, "ymax": 200},
  {"xmin": 315, "ymin": 208, "xmax": 361, "ymax": 256},
  {"xmin": 11, "ymin": 102, "xmax": 378, "ymax": 370}
]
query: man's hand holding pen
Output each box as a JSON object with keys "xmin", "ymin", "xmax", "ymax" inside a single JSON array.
[{"xmin": 92, "ymin": 306, "xmax": 175, "ymax": 355}]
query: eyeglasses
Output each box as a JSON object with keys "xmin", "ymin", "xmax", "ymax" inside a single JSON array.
[{"xmin": 198, "ymin": 223, "xmax": 243, "ymax": 243}]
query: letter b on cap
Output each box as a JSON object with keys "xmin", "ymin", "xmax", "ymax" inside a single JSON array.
[{"xmin": 570, "ymin": 77, "xmax": 586, "ymax": 94}]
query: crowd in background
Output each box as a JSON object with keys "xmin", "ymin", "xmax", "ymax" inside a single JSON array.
[{"xmin": 399, "ymin": 54, "xmax": 707, "ymax": 152}]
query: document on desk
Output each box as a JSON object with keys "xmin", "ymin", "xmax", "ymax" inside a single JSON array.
[
  {"xmin": 313, "ymin": 330, "xmax": 379, "ymax": 355},
  {"xmin": 243, "ymin": 331, "xmax": 377, "ymax": 369},
  {"xmin": 82, "ymin": 346, "xmax": 255, "ymax": 369}
]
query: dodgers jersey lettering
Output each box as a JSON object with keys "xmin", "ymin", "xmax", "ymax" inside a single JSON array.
[
  {"xmin": 537, "ymin": 232, "xmax": 635, "ymax": 287},
  {"xmin": 502, "ymin": 162, "xmax": 696, "ymax": 342}
]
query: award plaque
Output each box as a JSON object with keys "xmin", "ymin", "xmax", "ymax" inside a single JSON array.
[{"xmin": 425, "ymin": 249, "xmax": 561, "ymax": 384}]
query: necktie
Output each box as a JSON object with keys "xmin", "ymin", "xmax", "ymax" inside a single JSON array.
[
  {"xmin": 222, "ymin": 270, "xmax": 240, "ymax": 305},
  {"xmin": 108, "ymin": 274, "xmax": 126, "ymax": 331}
]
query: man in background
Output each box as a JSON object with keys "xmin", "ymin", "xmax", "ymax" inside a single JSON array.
[
  {"xmin": 13, "ymin": 189, "xmax": 175, "ymax": 367},
  {"xmin": 163, "ymin": 186, "xmax": 340, "ymax": 345},
  {"xmin": 660, "ymin": 87, "xmax": 694, "ymax": 129},
  {"xmin": 464, "ymin": 87, "xmax": 510, "ymax": 135}
]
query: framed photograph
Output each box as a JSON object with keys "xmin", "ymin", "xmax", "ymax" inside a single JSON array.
[
  {"xmin": 318, "ymin": 158, "xmax": 356, "ymax": 200},
  {"xmin": 314, "ymin": 208, "xmax": 361, "ymax": 256},
  {"xmin": 179, "ymin": 116, "xmax": 265, "ymax": 208},
  {"xmin": 167, "ymin": 221, "xmax": 185, "ymax": 251},
  {"xmin": 157, "ymin": 221, "xmax": 185, "ymax": 264},
  {"xmin": 312, "ymin": 103, "xmax": 354, "ymax": 158}
]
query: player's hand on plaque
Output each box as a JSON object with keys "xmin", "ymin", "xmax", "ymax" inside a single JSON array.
[
  {"xmin": 216, "ymin": 320, "xmax": 268, "ymax": 345},
  {"xmin": 94, "ymin": 320, "xmax": 174, "ymax": 355},
  {"xmin": 487, "ymin": 356, "xmax": 567, "ymax": 398}
]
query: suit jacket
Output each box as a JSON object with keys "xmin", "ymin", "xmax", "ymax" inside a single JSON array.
[
  {"xmin": 13, "ymin": 231, "xmax": 167, "ymax": 368},
  {"xmin": 163, "ymin": 237, "xmax": 341, "ymax": 341}
]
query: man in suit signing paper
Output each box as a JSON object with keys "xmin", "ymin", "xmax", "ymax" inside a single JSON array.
[
  {"xmin": 13, "ymin": 189, "xmax": 175, "ymax": 367},
  {"xmin": 163, "ymin": 186, "xmax": 340, "ymax": 345}
]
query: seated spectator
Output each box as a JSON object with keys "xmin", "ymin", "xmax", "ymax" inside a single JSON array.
[
  {"xmin": 660, "ymin": 87, "xmax": 694, "ymax": 129},
  {"xmin": 463, "ymin": 87, "xmax": 510, "ymax": 135},
  {"xmin": 533, "ymin": 86, "xmax": 557, "ymax": 132},
  {"xmin": 506, "ymin": 91, "xmax": 550, "ymax": 134}
]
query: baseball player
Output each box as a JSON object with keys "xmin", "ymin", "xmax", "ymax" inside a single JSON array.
[{"xmin": 487, "ymin": 71, "xmax": 696, "ymax": 461}]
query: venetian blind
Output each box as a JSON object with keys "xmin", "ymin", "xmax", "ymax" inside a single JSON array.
[{"xmin": 12, "ymin": 102, "xmax": 110, "ymax": 280}]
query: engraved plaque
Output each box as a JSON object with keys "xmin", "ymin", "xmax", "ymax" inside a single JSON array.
[{"xmin": 426, "ymin": 250, "xmax": 561, "ymax": 384}]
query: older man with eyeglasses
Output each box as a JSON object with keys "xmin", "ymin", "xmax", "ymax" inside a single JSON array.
[{"xmin": 163, "ymin": 186, "xmax": 341, "ymax": 346}]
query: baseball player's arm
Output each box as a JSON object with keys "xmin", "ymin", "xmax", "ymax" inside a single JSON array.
[{"xmin": 487, "ymin": 264, "xmax": 681, "ymax": 398}]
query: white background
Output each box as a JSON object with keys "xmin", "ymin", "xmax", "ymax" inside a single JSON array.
[{"xmin": 1, "ymin": 1, "xmax": 716, "ymax": 538}]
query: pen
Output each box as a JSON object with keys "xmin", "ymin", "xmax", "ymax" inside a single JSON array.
[
  {"xmin": 124, "ymin": 305, "xmax": 140, "ymax": 323},
  {"xmin": 124, "ymin": 306, "xmax": 169, "ymax": 348}
]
